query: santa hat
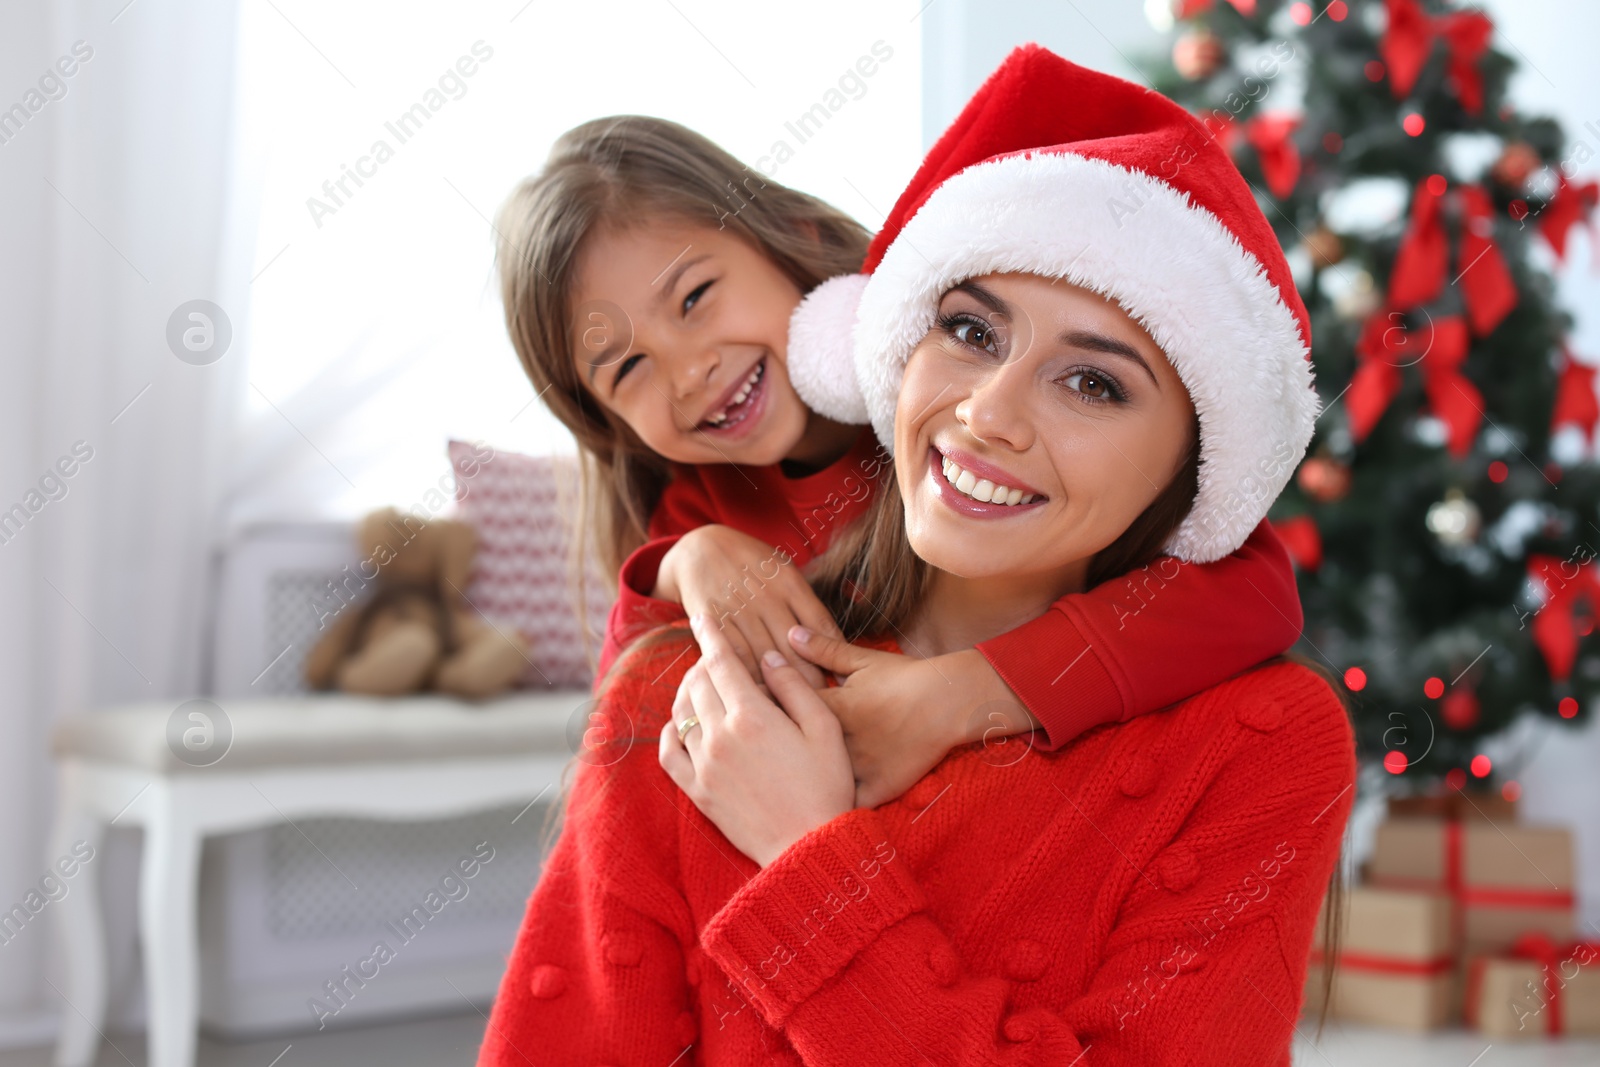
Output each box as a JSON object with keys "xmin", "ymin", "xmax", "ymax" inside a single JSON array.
[{"xmin": 786, "ymin": 45, "xmax": 1319, "ymax": 563}]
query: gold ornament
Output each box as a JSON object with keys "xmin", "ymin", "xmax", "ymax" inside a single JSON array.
[
  {"xmin": 1302, "ymin": 227, "xmax": 1346, "ymax": 269},
  {"xmin": 1330, "ymin": 268, "xmax": 1380, "ymax": 321},
  {"xmin": 1425, "ymin": 489, "xmax": 1482, "ymax": 547}
]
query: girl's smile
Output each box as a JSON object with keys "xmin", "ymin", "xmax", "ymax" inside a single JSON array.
[{"xmin": 695, "ymin": 355, "xmax": 769, "ymax": 438}]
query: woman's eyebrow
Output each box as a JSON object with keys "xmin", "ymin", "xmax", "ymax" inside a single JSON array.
[
  {"xmin": 947, "ymin": 281, "xmax": 1159, "ymax": 387},
  {"xmin": 1059, "ymin": 329, "xmax": 1159, "ymax": 386},
  {"xmin": 951, "ymin": 279, "xmax": 1009, "ymax": 315}
]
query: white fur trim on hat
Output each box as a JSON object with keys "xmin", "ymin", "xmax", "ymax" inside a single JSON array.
[
  {"xmin": 854, "ymin": 152, "xmax": 1320, "ymax": 563},
  {"xmin": 786, "ymin": 273, "xmax": 871, "ymax": 426}
]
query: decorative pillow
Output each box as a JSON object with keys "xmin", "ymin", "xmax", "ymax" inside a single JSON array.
[{"xmin": 448, "ymin": 440, "xmax": 613, "ymax": 690}]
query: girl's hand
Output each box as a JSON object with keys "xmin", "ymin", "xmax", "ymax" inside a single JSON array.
[
  {"xmin": 653, "ymin": 525, "xmax": 844, "ymax": 687},
  {"xmin": 790, "ymin": 627, "xmax": 1040, "ymax": 808},
  {"xmin": 659, "ymin": 615, "xmax": 855, "ymax": 868}
]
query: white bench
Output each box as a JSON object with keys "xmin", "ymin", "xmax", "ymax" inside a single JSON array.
[{"xmin": 48, "ymin": 691, "xmax": 589, "ymax": 1067}]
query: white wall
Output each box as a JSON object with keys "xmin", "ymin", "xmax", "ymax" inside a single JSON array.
[{"xmin": 0, "ymin": 0, "xmax": 57, "ymax": 1033}]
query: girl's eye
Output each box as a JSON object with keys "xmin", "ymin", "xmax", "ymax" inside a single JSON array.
[
  {"xmin": 613, "ymin": 353, "xmax": 644, "ymax": 387},
  {"xmin": 683, "ymin": 280, "xmax": 713, "ymax": 314},
  {"xmin": 1063, "ymin": 370, "xmax": 1124, "ymax": 403}
]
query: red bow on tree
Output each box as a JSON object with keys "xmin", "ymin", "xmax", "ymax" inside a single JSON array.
[
  {"xmin": 1200, "ymin": 113, "xmax": 1302, "ymax": 200},
  {"xmin": 1390, "ymin": 178, "xmax": 1516, "ymax": 336},
  {"xmin": 1381, "ymin": 0, "xmax": 1494, "ymax": 115},
  {"xmin": 1527, "ymin": 554, "xmax": 1600, "ymax": 683},
  {"xmin": 1538, "ymin": 176, "xmax": 1600, "ymax": 263},
  {"xmin": 1552, "ymin": 351, "xmax": 1600, "ymax": 443},
  {"xmin": 1246, "ymin": 114, "xmax": 1301, "ymax": 199},
  {"xmin": 1347, "ymin": 313, "xmax": 1481, "ymax": 456},
  {"xmin": 1271, "ymin": 515, "xmax": 1323, "ymax": 571}
]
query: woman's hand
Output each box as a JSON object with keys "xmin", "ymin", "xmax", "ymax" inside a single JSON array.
[
  {"xmin": 790, "ymin": 627, "xmax": 1040, "ymax": 808},
  {"xmin": 653, "ymin": 525, "xmax": 844, "ymax": 687},
  {"xmin": 659, "ymin": 615, "xmax": 855, "ymax": 868}
]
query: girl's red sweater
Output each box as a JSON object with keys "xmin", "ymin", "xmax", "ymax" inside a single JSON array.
[
  {"xmin": 598, "ymin": 430, "xmax": 1305, "ymax": 749},
  {"xmin": 480, "ymin": 631, "xmax": 1356, "ymax": 1066}
]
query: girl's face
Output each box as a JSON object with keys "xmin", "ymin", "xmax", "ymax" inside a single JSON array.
[
  {"xmin": 895, "ymin": 273, "xmax": 1196, "ymax": 589},
  {"xmin": 569, "ymin": 220, "xmax": 814, "ymax": 467}
]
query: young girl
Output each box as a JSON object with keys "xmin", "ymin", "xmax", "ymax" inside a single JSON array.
[
  {"xmin": 495, "ymin": 114, "xmax": 1304, "ymax": 804},
  {"xmin": 480, "ymin": 47, "xmax": 1353, "ymax": 1064}
]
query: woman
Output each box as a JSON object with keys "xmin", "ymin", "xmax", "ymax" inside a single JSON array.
[{"xmin": 480, "ymin": 48, "xmax": 1354, "ymax": 1066}]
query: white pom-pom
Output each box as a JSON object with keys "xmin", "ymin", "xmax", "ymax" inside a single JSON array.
[{"xmin": 786, "ymin": 274, "xmax": 871, "ymax": 425}]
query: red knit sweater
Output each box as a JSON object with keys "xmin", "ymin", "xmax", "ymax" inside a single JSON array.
[
  {"xmin": 598, "ymin": 429, "xmax": 1306, "ymax": 750},
  {"xmin": 480, "ymin": 631, "xmax": 1355, "ymax": 1067}
]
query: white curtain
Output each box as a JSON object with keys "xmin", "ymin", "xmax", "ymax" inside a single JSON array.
[{"xmin": 0, "ymin": 0, "xmax": 247, "ymax": 1032}]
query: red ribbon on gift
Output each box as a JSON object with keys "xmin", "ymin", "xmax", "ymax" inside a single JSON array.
[
  {"xmin": 1528, "ymin": 554, "xmax": 1600, "ymax": 683},
  {"xmin": 1539, "ymin": 176, "xmax": 1600, "ymax": 264},
  {"xmin": 1246, "ymin": 114, "xmax": 1301, "ymax": 199},
  {"xmin": 1347, "ymin": 312, "xmax": 1480, "ymax": 456},
  {"xmin": 1553, "ymin": 352, "xmax": 1600, "ymax": 443},
  {"xmin": 1310, "ymin": 947, "xmax": 1453, "ymax": 976},
  {"xmin": 1371, "ymin": 820, "xmax": 1576, "ymax": 950},
  {"xmin": 1381, "ymin": 0, "xmax": 1494, "ymax": 115},
  {"xmin": 1464, "ymin": 933, "xmax": 1600, "ymax": 1034},
  {"xmin": 1389, "ymin": 178, "xmax": 1517, "ymax": 337}
]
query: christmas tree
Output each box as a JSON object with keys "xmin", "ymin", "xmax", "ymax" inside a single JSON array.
[{"xmin": 1142, "ymin": 0, "xmax": 1600, "ymax": 788}]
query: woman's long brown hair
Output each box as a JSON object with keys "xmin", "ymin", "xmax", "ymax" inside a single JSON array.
[
  {"xmin": 495, "ymin": 116, "xmax": 872, "ymax": 587},
  {"xmin": 805, "ymin": 421, "xmax": 1347, "ymax": 1030}
]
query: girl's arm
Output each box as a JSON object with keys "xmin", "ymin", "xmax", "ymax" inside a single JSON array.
[
  {"xmin": 795, "ymin": 519, "xmax": 1302, "ymax": 804},
  {"xmin": 477, "ymin": 716, "xmax": 697, "ymax": 1064},
  {"xmin": 594, "ymin": 469, "xmax": 720, "ymax": 683},
  {"xmin": 698, "ymin": 678, "xmax": 1354, "ymax": 1067},
  {"xmin": 596, "ymin": 534, "xmax": 690, "ymax": 682},
  {"xmin": 599, "ymin": 524, "xmax": 845, "ymax": 686},
  {"xmin": 976, "ymin": 518, "xmax": 1302, "ymax": 746}
]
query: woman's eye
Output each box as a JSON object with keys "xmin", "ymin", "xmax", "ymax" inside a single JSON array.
[
  {"xmin": 683, "ymin": 280, "xmax": 713, "ymax": 314},
  {"xmin": 1064, "ymin": 371, "xmax": 1118, "ymax": 402},
  {"xmin": 613, "ymin": 353, "xmax": 644, "ymax": 387},
  {"xmin": 948, "ymin": 318, "xmax": 999, "ymax": 353}
]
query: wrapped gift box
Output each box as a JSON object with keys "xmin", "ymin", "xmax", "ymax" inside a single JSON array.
[
  {"xmin": 1465, "ymin": 936, "xmax": 1600, "ymax": 1037},
  {"xmin": 1305, "ymin": 886, "xmax": 1456, "ymax": 1031},
  {"xmin": 1388, "ymin": 791, "xmax": 1517, "ymax": 823},
  {"xmin": 1368, "ymin": 818, "xmax": 1574, "ymax": 952}
]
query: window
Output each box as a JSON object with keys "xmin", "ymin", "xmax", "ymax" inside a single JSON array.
[{"xmin": 229, "ymin": 0, "xmax": 922, "ymax": 523}]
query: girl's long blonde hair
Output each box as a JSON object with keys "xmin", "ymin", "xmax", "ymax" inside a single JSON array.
[{"xmin": 496, "ymin": 116, "xmax": 872, "ymax": 584}]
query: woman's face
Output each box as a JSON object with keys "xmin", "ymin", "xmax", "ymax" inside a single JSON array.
[
  {"xmin": 895, "ymin": 273, "xmax": 1196, "ymax": 587},
  {"xmin": 568, "ymin": 220, "xmax": 814, "ymax": 467}
]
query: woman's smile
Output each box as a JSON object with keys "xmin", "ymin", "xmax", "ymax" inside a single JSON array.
[{"xmin": 927, "ymin": 445, "xmax": 1046, "ymax": 516}]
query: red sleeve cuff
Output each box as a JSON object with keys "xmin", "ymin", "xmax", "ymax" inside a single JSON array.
[
  {"xmin": 976, "ymin": 603, "xmax": 1124, "ymax": 751},
  {"xmin": 700, "ymin": 809, "xmax": 924, "ymax": 1027},
  {"xmin": 596, "ymin": 537, "xmax": 689, "ymax": 683}
]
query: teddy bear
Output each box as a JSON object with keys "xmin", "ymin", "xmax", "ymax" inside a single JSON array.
[{"xmin": 304, "ymin": 508, "xmax": 531, "ymax": 699}]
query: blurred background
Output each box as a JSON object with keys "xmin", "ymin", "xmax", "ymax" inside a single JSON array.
[{"xmin": 1, "ymin": 1, "xmax": 1598, "ymax": 1064}]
